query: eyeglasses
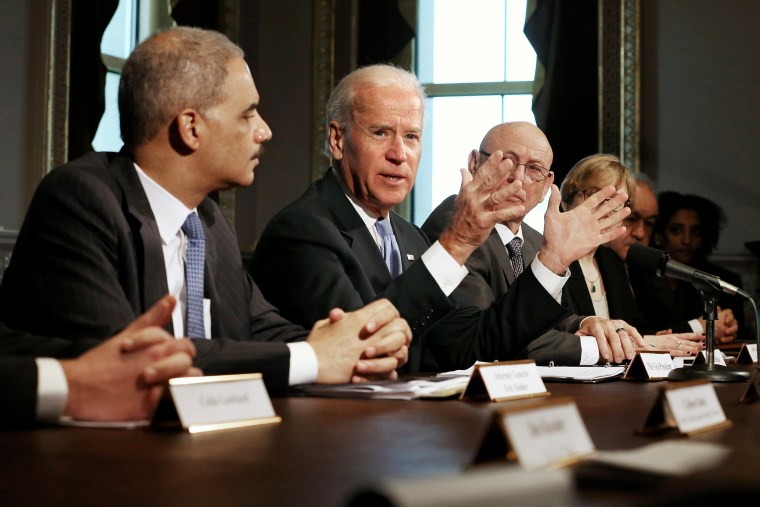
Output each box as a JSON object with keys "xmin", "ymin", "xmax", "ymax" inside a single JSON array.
[
  {"xmin": 479, "ymin": 150, "xmax": 550, "ymax": 182},
  {"xmin": 575, "ymin": 187, "xmax": 631, "ymax": 209}
]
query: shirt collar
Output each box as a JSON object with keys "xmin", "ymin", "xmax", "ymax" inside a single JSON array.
[
  {"xmin": 135, "ymin": 164, "xmax": 196, "ymax": 244},
  {"xmin": 331, "ymin": 167, "xmax": 385, "ymax": 229},
  {"xmin": 495, "ymin": 223, "xmax": 524, "ymax": 246}
]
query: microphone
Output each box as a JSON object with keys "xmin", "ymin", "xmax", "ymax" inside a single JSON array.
[{"xmin": 626, "ymin": 243, "xmax": 753, "ymax": 300}]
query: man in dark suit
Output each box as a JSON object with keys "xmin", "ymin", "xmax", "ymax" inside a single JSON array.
[
  {"xmin": 1, "ymin": 296, "xmax": 198, "ymax": 428},
  {"xmin": 423, "ymin": 122, "xmax": 645, "ymax": 365},
  {"xmin": 0, "ymin": 27, "xmax": 410, "ymax": 396},
  {"xmin": 251, "ymin": 69, "xmax": 640, "ymax": 372}
]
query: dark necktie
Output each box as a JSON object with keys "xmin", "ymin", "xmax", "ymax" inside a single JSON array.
[
  {"xmin": 374, "ymin": 217, "xmax": 402, "ymax": 278},
  {"xmin": 182, "ymin": 212, "xmax": 206, "ymax": 338},
  {"xmin": 506, "ymin": 237, "xmax": 524, "ymax": 278}
]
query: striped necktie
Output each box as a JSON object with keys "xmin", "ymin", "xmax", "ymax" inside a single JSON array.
[{"xmin": 374, "ymin": 217, "xmax": 402, "ymax": 278}]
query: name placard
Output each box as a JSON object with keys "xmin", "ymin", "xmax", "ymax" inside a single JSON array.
[
  {"xmin": 736, "ymin": 343, "xmax": 758, "ymax": 365},
  {"xmin": 152, "ymin": 373, "xmax": 281, "ymax": 433},
  {"xmin": 638, "ymin": 380, "xmax": 731, "ymax": 436},
  {"xmin": 623, "ymin": 351, "xmax": 674, "ymax": 380},
  {"xmin": 461, "ymin": 360, "xmax": 549, "ymax": 402},
  {"xmin": 740, "ymin": 368, "xmax": 760, "ymax": 403},
  {"xmin": 475, "ymin": 397, "xmax": 596, "ymax": 470},
  {"xmin": 692, "ymin": 350, "xmax": 727, "ymax": 366}
]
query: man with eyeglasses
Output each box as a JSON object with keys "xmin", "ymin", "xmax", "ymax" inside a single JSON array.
[
  {"xmin": 423, "ymin": 122, "xmax": 646, "ymax": 366},
  {"xmin": 251, "ymin": 72, "xmax": 642, "ymax": 373},
  {"xmin": 606, "ymin": 174, "xmax": 658, "ymax": 262}
]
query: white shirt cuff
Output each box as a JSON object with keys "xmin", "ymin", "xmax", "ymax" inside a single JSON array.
[
  {"xmin": 287, "ymin": 341, "xmax": 318, "ymax": 385},
  {"xmin": 420, "ymin": 241, "xmax": 468, "ymax": 296},
  {"xmin": 578, "ymin": 335, "xmax": 601, "ymax": 365},
  {"xmin": 688, "ymin": 318, "xmax": 704, "ymax": 333},
  {"xmin": 530, "ymin": 255, "xmax": 570, "ymax": 302},
  {"xmin": 35, "ymin": 358, "xmax": 68, "ymax": 423}
]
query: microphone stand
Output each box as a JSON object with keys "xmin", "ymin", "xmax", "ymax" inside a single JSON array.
[{"xmin": 668, "ymin": 283, "xmax": 751, "ymax": 382}]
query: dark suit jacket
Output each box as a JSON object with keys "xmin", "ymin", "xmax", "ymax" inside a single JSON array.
[
  {"xmin": 0, "ymin": 355, "xmax": 37, "ymax": 428},
  {"xmin": 562, "ymin": 246, "xmax": 655, "ymax": 334},
  {"xmin": 422, "ymin": 195, "xmax": 587, "ymax": 365},
  {"xmin": 0, "ymin": 320, "xmax": 99, "ymax": 428},
  {"xmin": 0, "ymin": 322, "xmax": 46, "ymax": 428},
  {"xmin": 629, "ymin": 259, "xmax": 747, "ymax": 338},
  {"xmin": 250, "ymin": 171, "xmax": 575, "ymax": 372},
  {"xmin": 0, "ymin": 151, "xmax": 308, "ymax": 395}
]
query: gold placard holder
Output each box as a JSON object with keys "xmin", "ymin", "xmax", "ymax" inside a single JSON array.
[
  {"xmin": 151, "ymin": 373, "xmax": 282, "ymax": 434},
  {"xmin": 460, "ymin": 360, "xmax": 551, "ymax": 402},
  {"xmin": 637, "ymin": 380, "xmax": 732, "ymax": 436}
]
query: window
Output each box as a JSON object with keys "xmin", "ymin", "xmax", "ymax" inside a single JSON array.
[
  {"xmin": 414, "ymin": 0, "xmax": 545, "ymax": 232},
  {"xmin": 93, "ymin": 0, "xmax": 174, "ymax": 152}
]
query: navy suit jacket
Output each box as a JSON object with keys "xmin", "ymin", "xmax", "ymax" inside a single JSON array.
[
  {"xmin": 0, "ymin": 152, "xmax": 308, "ymax": 395},
  {"xmin": 251, "ymin": 171, "xmax": 574, "ymax": 372}
]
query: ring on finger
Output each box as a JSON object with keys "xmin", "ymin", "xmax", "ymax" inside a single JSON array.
[
  {"xmin": 615, "ymin": 327, "xmax": 626, "ymax": 333},
  {"xmin": 676, "ymin": 342, "xmax": 682, "ymax": 349}
]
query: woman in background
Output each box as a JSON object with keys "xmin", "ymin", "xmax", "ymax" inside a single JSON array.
[
  {"xmin": 559, "ymin": 155, "xmax": 704, "ymax": 356},
  {"xmin": 646, "ymin": 191, "xmax": 744, "ymax": 343}
]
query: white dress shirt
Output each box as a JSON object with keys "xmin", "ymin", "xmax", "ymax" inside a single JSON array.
[
  {"xmin": 135, "ymin": 165, "xmax": 317, "ymax": 385},
  {"xmin": 495, "ymin": 223, "xmax": 599, "ymax": 365}
]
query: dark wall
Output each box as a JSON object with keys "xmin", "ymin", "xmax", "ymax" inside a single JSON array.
[
  {"xmin": 640, "ymin": 0, "xmax": 760, "ymax": 256},
  {"xmin": 234, "ymin": 0, "xmax": 315, "ymax": 251}
]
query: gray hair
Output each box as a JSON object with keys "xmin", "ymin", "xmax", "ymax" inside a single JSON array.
[
  {"xmin": 324, "ymin": 64, "xmax": 426, "ymax": 158},
  {"xmin": 119, "ymin": 26, "xmax": 244, "ymax": 148}
]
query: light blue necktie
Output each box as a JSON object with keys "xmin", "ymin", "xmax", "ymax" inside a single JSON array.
[
  {"xmin": 374, "ymin": 217, "xmax": 402, "ymax": 278},
  {"xmin": 182, "ymin": 212, "xmax": 206, "ymax": 338}
]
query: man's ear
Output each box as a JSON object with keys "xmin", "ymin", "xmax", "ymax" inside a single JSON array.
[
  {"xmin": 175, "ymin": 109, "xmax": 202, "ymax": 151},
  {"xmin": 328, "ymin": 121, "xmax": 345, "ymax": 160},
  {"xmin": 467, "ymin": 149, "xmax": 480, "ymax": 176},
  {"xmin": 541, "ymin": 180, "xmax": 552, "ymax": 201}
]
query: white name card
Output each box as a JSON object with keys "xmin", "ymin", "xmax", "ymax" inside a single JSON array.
[
  {"xmin": 475, "ymin": 397, "xmax": 596, "ymax": 470},
  {"xmin": 736, "ymin": 343, "xmax": 758, "ymax": 365},
  {"xmin": 740, "ymin": 367, "xmax": 760, "ymax": 403},
  {"xmin": 639, "ymin": 380, "xmax": 732, "ymax": 436},
  {"xmin": 664, "ymin": 381, "xmax": 729, "ymax": 435},
  {"xmin": 461, "ymin": 360, "xmax": 549, "ymax": 402},
  {"xmin": 624, "ymin": 351, "xmax": 673, "ymax": 380},
  {"xmin": 163, "ymin": 373, "xmax": 281, "ymax": 433},
  {"xmin": 693, "ymin": 350, "xmax": 727, "ymax": 366}
]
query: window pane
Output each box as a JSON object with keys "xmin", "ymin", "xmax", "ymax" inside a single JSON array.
[
  {"xmin": 414, "ymin": 96, "xmax": 503, "ymax": 223},
  {"xmin": 418, "ymin": 0, "xmax": 506, "ymax": 84},
  {"xmin": 502, "ymin": 94, "xmax": 536, "ymax": 123},
  {"xmin": 505, "ymin": 0, "xmax": 537, "ymax": 81},
  {"xmin": 101, "ymin": 0, "xmax": 135, "ymax": 58},
  {"xmin": 92, "ymin": 72, "xmax": 124, "ymax": 152}
]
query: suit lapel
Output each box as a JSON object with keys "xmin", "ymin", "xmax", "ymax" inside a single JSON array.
[
  {"xmin": 564, "ymin": 260, "xmax": 595, "ymax": 315},
  {"xmin": 110, "ymin": 153, "xmax": 173, "ymax": 332},
  {"xmin": 318, "ymin": 172, "xmax": 391, "ymax": 294},
  {"xmin": 521, "ymin": 224, "xmax": 542, "ymax": 268},
  {"xmin": 488, "ymin": 232, "xmax": 515, "ymax": 285}
]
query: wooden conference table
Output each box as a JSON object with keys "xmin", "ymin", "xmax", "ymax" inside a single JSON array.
[{"xmin": 3, "ymin": 374, "xmax": 760, "ymax": 506}]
